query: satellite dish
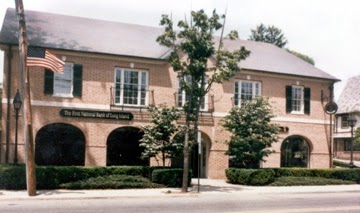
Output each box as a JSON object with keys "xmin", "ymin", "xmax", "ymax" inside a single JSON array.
[{"xmin": 325, "ymin": 102, "xmax": 338, "ymax": 114}]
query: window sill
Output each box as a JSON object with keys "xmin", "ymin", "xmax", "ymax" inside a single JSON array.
[
  {"xmin": 291, "ymin": 111, "xmax": 305, "ymax": 115},
  {"xmin": 53, "ymin": 94, "xmax": 74, "ymax": 98}
]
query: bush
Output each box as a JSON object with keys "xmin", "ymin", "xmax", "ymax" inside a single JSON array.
[
  {"xmin": 248, "ymin": 169, "xmax": 275, "ymax": 186},
  {"xmin": 0, "ymin": 164, "xmax": 151, "ymax": 190},
  {"xmin": 226, "ymin": 168, "xmax": 274, "ymax": 186},
  {"xmin": 0, "ymin": 164, "xmax": 26, "ymax": 190},
  {"xmin": 226, "ymin": 168, "xmax": 255, "ymax": 185},
  {"xmin": 226, "ymin": 168, "xmax": 360, "ymax": 186},
  {"xmin": 270, "ymin": 176, "xmax": 356, "ymax": 186},
  {"xmin": 60, "ymin": 175, "xmax": 162, "ymax": 189},
  {"xmin": 151, "ymin": 168, "xmax": 191, "ymax": 187}
]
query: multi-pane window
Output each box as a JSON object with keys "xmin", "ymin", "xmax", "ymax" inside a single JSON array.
[
  {"xmin": 177, "ymin": 76, "xmax": 208, "ymax": 111},
  {"xmin": 341, "ymin": 116, "xmax": 349, "ymax": 129},
  {"xmin": 291, "ymin": 86, "xmax": 303, "ymax": 112},
  {"xmin": 234, "ymin": 80, "xmax": 261, "ymax": 107},
  {"xmin": 114, "ymin": 68, "xmax": 148, "ymax": 106},
  {"xmin": 54, "ymin": 63, "xmax": 73, "ymax": 96},
  {"xmin": 286, "ymin": 85, "xmax": 311, "ymax": 114}
]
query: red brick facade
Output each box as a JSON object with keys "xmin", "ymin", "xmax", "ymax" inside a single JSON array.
[{"xmin": 1, "ymin": 47, "xmax": 334, "ymax": 179}]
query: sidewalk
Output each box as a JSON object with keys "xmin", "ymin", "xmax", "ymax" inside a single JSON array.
[
  {"xmin": 334, "ymin": 158, "xmax": 360, "ymax": 167},
  {"xmin": 1, "ymin": 179, "xmax": 360, "ymax": 201}
]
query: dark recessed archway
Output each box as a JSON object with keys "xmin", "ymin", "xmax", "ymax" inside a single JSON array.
[
  {"xmin": 106, "ymin": 127, "xmax": 148, "ymax": 166},
  {"xmin": 281, "ymin": 135, "xmax": 311, "ymax": 168},
  {"xmin": 35, "ymin": 123, "xmax": 85, "ymax": 166}
]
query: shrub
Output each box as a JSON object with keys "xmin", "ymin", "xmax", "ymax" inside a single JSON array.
[
  {"xmin": 248, "ymin": 169, "xmax": 275, "ymax": 186},
  {"xmin": 0, "ymin": 165, "xmax": 152, "ymax": 190},
  {"xmin": 226, "ymin": 168, "xmax": 255, "ymax": 185},
  {"xmin": 0, "ymin": 164, "xmax": 26, "ymax": 190},
  {"xmin": 270, "ymin": 176, "xmax": 356, "ymax": 186},
  {"xmin": 60, "ymin": 175, "xmax": 162, "ymax": 189},
  {"xmin": 151, "ymin": 168, "xmax": 191, "ymax": 187}
]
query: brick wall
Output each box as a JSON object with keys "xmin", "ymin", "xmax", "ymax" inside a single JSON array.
[{"xmin": 1, "ymin": 48, "xmax": 334, "ymax": 179}]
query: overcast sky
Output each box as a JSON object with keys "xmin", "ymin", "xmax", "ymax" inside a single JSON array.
[{"xmin": 1, "ymin": 0, "xmax": 359, "ymax": 100}]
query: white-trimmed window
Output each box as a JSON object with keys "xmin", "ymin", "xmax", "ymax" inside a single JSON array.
[
  {"xmin": 234, "ymin": 80, "xmax": 261, "ymax": 107},
  {"xmin": 53, "ymin": 63, "xmax": 73, "ymax": 97},
  {"xmin": 114, "ymin": 68, "xmax": 148, "ymax": 106},
  {"xmin": 177, "ymin": 76, "xmax": 208, "ymax": 111},
  {"xmin": 341, "ymin": 115, "xmax": 349, "ymax": 129},
  {"xmin": 286, "ymin": 85, "xmax": 311, "ymax": 114},
  {"xmin": 291, "ymin": 86, "xmax": 303, "ymax": 113}
]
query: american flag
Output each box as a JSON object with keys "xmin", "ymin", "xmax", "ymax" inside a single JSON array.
[{"xmin": 27, "ymin": 47, "xmax": 65, "ymax": 73}]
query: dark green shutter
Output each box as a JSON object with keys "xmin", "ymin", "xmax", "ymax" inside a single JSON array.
[
  {"xmin": 73, "ymin": 64, "xmax": 83, "ymax": 97},
  {"xmin": 286, "ymin": 85, "xmax": 292, "ymax": 113},
  {"xmin": 304, "ymin": 87, "xmax": 311, "ymax": 114},
  {"xmin": 44, "ymin": 69, "xmax": 54, "ymax": 94}
]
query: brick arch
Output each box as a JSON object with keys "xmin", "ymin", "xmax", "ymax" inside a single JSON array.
[
  {"xmin": 106, "ymin": 126, "xmax": 148, "ymax": 166},
  {"xmin": 281, "ymin": 135, "xmax": 312, "ymax": 168},
  {"xmin": 35, "ymin": 123, "xmax": 85, "ymax": 166}
]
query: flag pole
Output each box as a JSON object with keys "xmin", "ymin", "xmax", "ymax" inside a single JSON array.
[{"xmin": 14, "ymin": 0, "xmax": 37, "ymax": 196}]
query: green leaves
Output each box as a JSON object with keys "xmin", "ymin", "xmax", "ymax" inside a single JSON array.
[
  {"xmin": 248, "ymin": 23, "xmax": 288, "ymax": 48},
  {"xmin": 139, "ymin": 105, "xmax": 182, "ymax": 166},
  {"xmin": 222, "ymin": 97, "xmax": 280, "ymax": 168}
]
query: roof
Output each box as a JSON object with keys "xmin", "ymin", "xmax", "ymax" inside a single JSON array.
[
  {"xmin": 0, "ymin": 8, "xmax": 339, "ymax": 81},
  {"xmin": 336, "ymin": 75, "xmax": 360, "ymax": 114}
]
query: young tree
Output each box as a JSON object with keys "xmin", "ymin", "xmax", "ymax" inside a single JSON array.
[
  {"xmin": 222, "ymin": 97, "xmax": 279, "ymax": 168},
  {"xmin": 249, "ymin": 23, "xmax": 288, "ymax": 48},
  {"xmin": 139, "ymin": 105, "xmax": 182, "ymax": 167},
  {"xmin": 156, "ymin": 9, "xmax": 250, "ymax": 192}
]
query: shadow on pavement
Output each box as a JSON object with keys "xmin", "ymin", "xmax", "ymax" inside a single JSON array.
[
  {"xmin": 190, "ymin": 184, "xmax": 245, "ymax": 193},
  {"xmin": 37, "ymin": 190, "xmax": 85, "ymax": 196}
]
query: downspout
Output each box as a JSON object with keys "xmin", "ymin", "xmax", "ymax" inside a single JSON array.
[
  {"xmin": 329, "ymin": 83, "xmax": 334, "ymax": 167},
  {"xmin": 5, "ymin": 45, "xmax": 13, "ymax": 163}
]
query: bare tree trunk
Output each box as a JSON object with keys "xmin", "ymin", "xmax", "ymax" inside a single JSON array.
[{"xmin": 181, "ymin": 125, "xmax": 190, "ymax": 192}]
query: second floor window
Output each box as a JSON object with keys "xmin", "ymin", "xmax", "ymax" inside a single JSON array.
[
  {"xmin": 341, "ymin": 115, "xmax": 349, "ymax": 129},
  {"xmin": 44, "ymin": 63, "xmax": 83, "ymax": 98},
  {"xmin": 114, "ymin": 68, "xmax": 148, "ymax": 106},
  {"xmin": 54, "ymin": 63, "xmax": 73, "ymax": 96},
  {"xmin": 234, "ymin": 80, "xmax": 261, "ymax": 107},
  {"xmin": 286, "ymin": 85, "xmax": 311, "ymax": 114},
  {"xmin": 177, "ymin": 76, "xmax": 208, "ymax": 111}
]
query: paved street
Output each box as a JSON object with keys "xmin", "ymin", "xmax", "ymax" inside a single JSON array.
[
  {"xmin": 1, "ymin": 179, "xmax": 360, "ymax": 213},
  {"xmin": 0, "ymin": 190, "xmax": 359, "ymax": 212}
]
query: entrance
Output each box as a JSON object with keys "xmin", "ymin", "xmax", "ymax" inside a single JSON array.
[
  {"xmin": 106, "ymin": 127, "xmax": 148, "ymax": 166},
  {"xmin": 172, "ymin": 131, "xmax": 211, "ymax": 178},
  {"xmin": 35, "ymin": 123, "xmax": 85, "ymax": 166},
  {"xmin": 281, "ymin": 135, "xmax": 311, "ymax": 167}
]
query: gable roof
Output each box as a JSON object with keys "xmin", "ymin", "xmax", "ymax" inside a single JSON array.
[
  {"xmin": 0, "ymin": 8, "xmax": 339, "ymax": 81},
  {"xmin": 336, "ymin": 75, "xmax": 360, "ymax": 114}
]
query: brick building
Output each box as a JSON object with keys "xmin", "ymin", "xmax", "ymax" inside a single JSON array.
[{"xmin": 0, "ymin": 8, "xmax": 339, "ymax": 178}]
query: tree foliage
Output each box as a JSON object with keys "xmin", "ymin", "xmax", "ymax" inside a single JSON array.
[
  {"xmin": 286, "ymin": 49, "xmax": 315, "ymax": 65},
  {"xmin": 354, "ymin": 127, "xmax": 360, "ymax": 146},
  {"xmin": 156, "ymin": 9, "xmax": 250, "ymax": 191},
  {"xmin": 222, "ymin": 97, "xmax": 279, "ymax": 168},
  {"xmin": 248, "ymin": 23, "xmax": 288, "ymax": 48},
  {"xmin": 139, "ymin": 105, "xmax": 182, "ymax": 167}
]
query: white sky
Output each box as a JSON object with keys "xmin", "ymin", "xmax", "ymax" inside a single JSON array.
[{"xmin": 1, "ymin": 0, "xmax": 360, "ymax": 100}]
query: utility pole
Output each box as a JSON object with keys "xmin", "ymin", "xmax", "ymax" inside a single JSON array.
[{"xmin": 14, "ymin": 0, "xmax": 37, "ymax": 196}]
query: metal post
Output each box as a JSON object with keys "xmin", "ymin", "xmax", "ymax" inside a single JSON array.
[
  {"xmin": 14, "ymin": 108, "xmax": 19, "ymax": 164},
  {"xmin": 350, "ymin": 125, "xmax": 354, "ymax": 168}
]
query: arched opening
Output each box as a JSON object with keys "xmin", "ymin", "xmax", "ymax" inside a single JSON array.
[
  {"xmin": 35, "ymin": 123, "xmax": 85, "ymax": 166},
  {"xmin": 106, "ymin": 127, "xmax": 148, "ymax": 166},
  {"xmin": 172, "ymin": 131, "xmax": 211, "ymax": 178},
  {"xmin": 281, "ymin": 135, "xmax": 311, "ymax": 168}
]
